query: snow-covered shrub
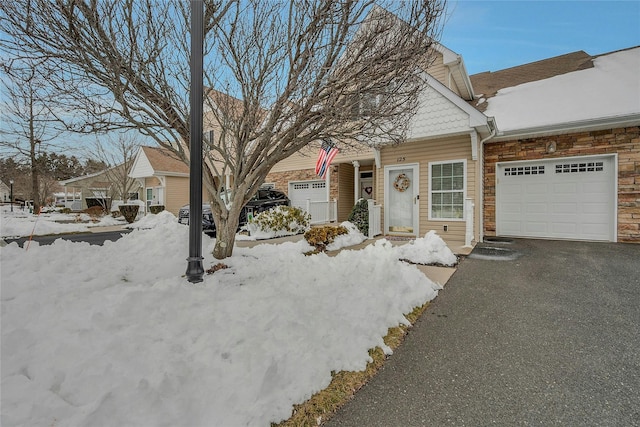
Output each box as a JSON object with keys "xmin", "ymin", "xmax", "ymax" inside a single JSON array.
[
  {"xmin": 248, "ymin": 205, "xmax": 311, "ymax": 235},
  {"xmin": 348, "ymin": 198, "xmax": 369, "ymax": 236},
  {"xmin": 119, "ymin": 204, "xmax": 139, "ymax": 223},
  {"xmin": 304, "ymin": 225, "xmax": 348, "ymax": 252},
  {"xmin": 149, "ymin": 205, "xmax": 165, "ymax": 214}
]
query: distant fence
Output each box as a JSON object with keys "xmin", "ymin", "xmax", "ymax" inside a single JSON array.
[{"xmin": 292, "ymin": 198, "xmax": 337, "ymax": 224}]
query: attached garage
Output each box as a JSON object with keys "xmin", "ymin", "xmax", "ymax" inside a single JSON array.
[
  {"xmin": 289, "ymin": 180, "xmax": 327, "ymax": 207},
  {"xmin": 288, "ymin": 180, "xmax": 336, "ymax": 224},
  {"xmin": 495, "ymin": 155, "xmax": 617, "ymax": 241}
]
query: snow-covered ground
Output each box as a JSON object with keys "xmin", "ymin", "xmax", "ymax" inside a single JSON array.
[
  {"xmin": 1, "ymin": 206, "xmax": 127, "ymax": 239},
  {"xmin": 1, "ymin": 210, "xmax": 456, "ymax": 426}
]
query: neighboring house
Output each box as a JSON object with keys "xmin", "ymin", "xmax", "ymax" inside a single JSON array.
[
  {"xmin": 474, "ymin": 47, "xmax": 640, "ymax": 243},
  {"xmin": 129, "ymin": 146, "xmax": 202, "ymax": 216},
  {"xmin": 60, "ymin": 163, "xmax": 137, "ymax": 211},
  {"xmin": 0, "ymin": 180, "xmax": 10, "ymax": 204},
  {"xmin": 267, "ymin": 42, "xmax": 496, "ymax": 250},
  {"xmin": 127, "ymin": 44, "xmax": 639, "ymax": 247}
]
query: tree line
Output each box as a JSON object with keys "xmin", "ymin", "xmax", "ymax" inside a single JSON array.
[{"xmin": 0, "ymin": 153, "xmax": 108, "ymax": 207}]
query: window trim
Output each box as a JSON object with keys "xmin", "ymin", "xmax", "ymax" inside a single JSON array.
[{"xmin": 428, "ymin": 159, "xmax": 467, "ymax": 222}]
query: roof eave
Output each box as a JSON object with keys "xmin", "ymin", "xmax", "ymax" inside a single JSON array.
[
  {"xmin": 491, "ymin": 114, "xmax": 640, "ymax": 142},
  {"xmin": 153, "ymin": 171, "xmax": 190, "ymax": 178}
]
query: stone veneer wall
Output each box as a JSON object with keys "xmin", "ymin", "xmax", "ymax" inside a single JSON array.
[
  {"xmin": 265, "ymin": 165, "xmax": 340, "ymax": 201},
  {"xmin": 483, "ymin": 126, "xmax": 640, "ymax": 242}
]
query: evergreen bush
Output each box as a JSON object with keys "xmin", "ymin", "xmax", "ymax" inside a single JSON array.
[
  {"xmin": 149, "ymin": 205, "xmax": 165, "ymax": 214},
  {"xmin": 250, "ymin": 205, "xmax": 311, "ymax": 234},
  {"xmin": 348, "ymin": 198, "xmax": 369, "ymax": 236}
]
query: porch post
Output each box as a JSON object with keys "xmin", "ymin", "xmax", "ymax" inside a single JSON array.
[
  {"xmin": 352, "ymin": 160, "xmax": 360, "ymax": 201},
  {"xmin": 325, "ymin": 166, "xmax": 331, "ymax": 222}
]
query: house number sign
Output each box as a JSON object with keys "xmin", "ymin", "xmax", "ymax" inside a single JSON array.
[{"xmin": 397, "ymin": 157, "xmax": 405, "ymax": 163}]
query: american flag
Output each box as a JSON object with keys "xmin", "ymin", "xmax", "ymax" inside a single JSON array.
[{"xmin": 315, "ymin": 140, "xmax": 339, "ymax": 179}]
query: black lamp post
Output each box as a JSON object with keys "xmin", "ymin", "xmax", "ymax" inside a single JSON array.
[
  {"xmin": 9, "ymin": 179, "xmax": 14, "ymax": 213},
  {"xmin": 185, "ymin": 0, "xmax": 204, "ymax": 283}
]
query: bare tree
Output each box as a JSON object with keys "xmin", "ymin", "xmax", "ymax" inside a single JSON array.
[
  {"xmin": 88, "ymin": 133, "xmax": 141, "ymax": 209},
  {"xmin": 0, "ymin": 58, "xmax": 68, "ymax": 213},
  {"xmin": 0, "ymin": 0, "xmax": 446, "ymax": 259}
]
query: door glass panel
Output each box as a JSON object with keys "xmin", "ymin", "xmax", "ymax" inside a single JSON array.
[{"xmin": 388, "ymin": 168, "xmax": 414, "ymax": 233}]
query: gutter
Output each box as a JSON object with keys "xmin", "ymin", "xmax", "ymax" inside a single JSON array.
[{"xmin": 491, "ymin": 114, "xmax": 640, "ymax": 142}]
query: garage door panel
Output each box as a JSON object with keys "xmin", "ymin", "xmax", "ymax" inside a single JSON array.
[
  {"xmin": 553, "ymin": 183, "xmax": 578, "ymax": 195},
  {"xmin": 496, "ymin": 156, "xmax": 615, "ymax": 241},
  {"xmin": 583, "ymin": 202, "xmax": 609, "ymax": 214},
  {"xmin": 502, "ymin": 202, "xmax": 523, "ymax": 214},
  {"xmin": 526, "ymin": 203, "xmax": 548, "ymax": 214},
  {"xmin": 583, "ymin": 222, "xmax": 611, "ymax": 236},
  {"xmin": 501, "ymin": 221, "xmax": 523, "ymax": 234},
  {"xmin": 526, "ymin": 183, "xmax": 548, "ymax": 194},
  {"xmin": 552, "ymin": 202, "xmax": 579, "ymax": 214},
  {"xmin": 551, "ymin": 223, "xmax": 577, "ymax": 235},
  {"xmin": 525, "ymin": 222, "xmax": 549, "ymax": 234}
]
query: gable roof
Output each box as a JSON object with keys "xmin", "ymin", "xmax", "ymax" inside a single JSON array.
[
  {"xmin": 431, "ymin": 42, "xmax": 475, "ymax": 101},
  {"xmin": 471, "ymin": 46, "xmax": 640, "ymax": 139},
  {"xmin": 408, "ymin": 73, "xmax": 494, "ymax": 141},
  {"xmin": 60, "ymin": 166, "xmax": 121, "ymax": 187},
  {"xmin": 129, "ymin": 146, "xmax": 189, "ymax": 178},
  {"xmin": 470, "ymin": 50, "xmax": 594, "ymax": 112}
]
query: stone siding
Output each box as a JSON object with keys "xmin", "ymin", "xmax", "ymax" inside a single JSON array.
[
  {"xmin": 483, "ymin": 126, "xmax": 640, "ymax": 242},
  {"xmin": 266, "ymin": 165, "xmax": 340, "ymax": 201}
]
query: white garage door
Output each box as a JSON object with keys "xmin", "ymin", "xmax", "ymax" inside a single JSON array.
[
  {"xmin": 496, "ymin": 155, "xmax": 616, "ymax": 241},
  {"xmin": 289, "ymin": 180, "xmax": 327, "ymax": 207}
]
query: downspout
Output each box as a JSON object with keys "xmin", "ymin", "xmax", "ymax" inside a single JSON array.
[{"xmin": 478, "ymin": 118, "xmax": 497, "ymax": 243}]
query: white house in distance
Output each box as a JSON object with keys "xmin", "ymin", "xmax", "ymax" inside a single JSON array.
[{"xmin": 1, "ymin": 180, "xmax": 11, "ymax": 204}]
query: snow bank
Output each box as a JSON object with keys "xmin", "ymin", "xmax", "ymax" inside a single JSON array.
[
  {"xmin": 395, "ymin": 230, "xmax": 458, "ymax": 266},
  {"xmin": 1, "ymin": 217, "xmax": 446, "ymax": 426}
]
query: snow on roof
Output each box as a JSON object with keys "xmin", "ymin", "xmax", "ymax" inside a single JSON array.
[{"xmin": 483, "ymin": 47, "xmax": 640, "ymax": 134}]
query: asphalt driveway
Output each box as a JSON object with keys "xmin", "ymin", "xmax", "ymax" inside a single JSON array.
[{"xmin": 325, "ymin": 238, "xmax": 640, "ymax": 426}]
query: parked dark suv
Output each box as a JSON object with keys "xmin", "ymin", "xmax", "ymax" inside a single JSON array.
[{"xmin": 178, "ymin": 188, "xmax": 290, "ymax": 235}]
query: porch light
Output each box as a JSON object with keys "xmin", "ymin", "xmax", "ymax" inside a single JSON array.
[{"xmin": 546, "ymin": 141, "xmax": 557, "ymax": 154}]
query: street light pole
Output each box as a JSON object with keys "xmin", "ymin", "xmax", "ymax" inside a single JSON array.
[
  {"xmin": 185, "ymin": 0, "xmax": 205, "ymax": 283},
  {"xmin": 9, "ymin": 179, "xmax": 14, "ymax": 213}
]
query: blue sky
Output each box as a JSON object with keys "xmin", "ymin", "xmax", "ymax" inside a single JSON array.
[{"xmin": 441, "ymin": 0, "xmax": 640, "ymax": 75}]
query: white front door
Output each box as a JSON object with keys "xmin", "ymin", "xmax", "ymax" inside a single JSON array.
[{"xmin": 384, "ymin": 164, "xmax": 419, "ymax": 236}]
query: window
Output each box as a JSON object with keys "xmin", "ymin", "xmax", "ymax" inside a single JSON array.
[
  {"xmin": 203, "ymin": 130, "xmax": 214, "ymax": 145},
  {"xmin": 429, "ymin": 160, "xmax": 466, "ymax": 220},
  {"xmin": 504, "ymin": 165, "xmax": 545, "ymax": 176},
  {"xmin": 555, "ymin": 161, "xmax": 603, "ymax": 173}
]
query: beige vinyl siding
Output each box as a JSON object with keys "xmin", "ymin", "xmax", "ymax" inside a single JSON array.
[
  {"xmin": 164, "ymin": 176, "xmax": 190, "ymax": 216},
  {"xmin": 379, "ymin": 134, "xmax": 479, "ymax": 245},
  {"xmin": 425, "ymin": 52, "xmax": 447, "ymax": 85},
  {"xmin": 145, "ymin": 177, "xmax": 162, "ymax": 188},
  {"xmin": 270, "ymin": 144, "xmax": 374, "ymax": 173},
  {"xmin": 424, "ymin": 51, "xmax": 466, "ymax": 99},
  {"xmin": 337, "ymin": 163, "xmax": 355, "ymax": 221}
]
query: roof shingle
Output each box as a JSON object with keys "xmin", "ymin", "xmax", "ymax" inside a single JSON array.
[
  {"xmin": 142, "ymin": 146, "xmax": 189, "ymax": 174},
  {"xmin": 469, "ymin": 50, "xmax": 594, "ymax": 112}
]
